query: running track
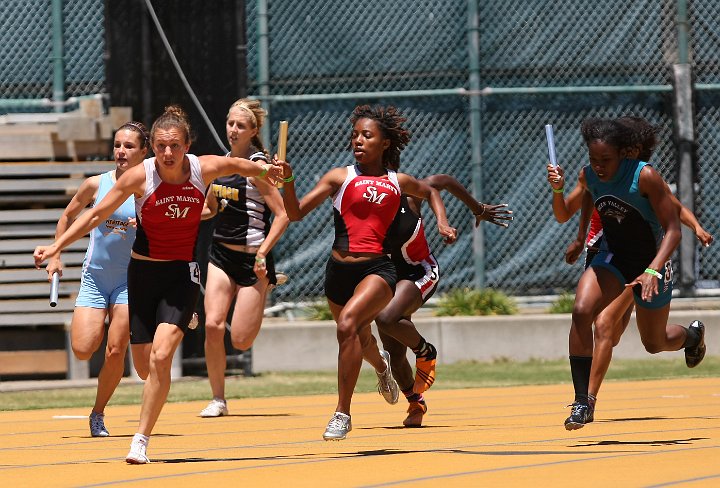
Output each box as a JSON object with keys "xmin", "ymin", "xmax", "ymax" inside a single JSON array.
[{"xmin": 1, "ymin": 378, "xmax": 719, "ymax": 487}]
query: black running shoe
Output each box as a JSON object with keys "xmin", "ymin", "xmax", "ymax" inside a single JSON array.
[
  {"xmin": 685, "ymin": 320, "xmax": 706, "ymax": 368},
  {"xmin": 564, "ymin": 402, "xmax": 594, "ymax": 430}
]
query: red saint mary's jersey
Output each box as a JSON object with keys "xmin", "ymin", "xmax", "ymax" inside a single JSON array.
[
  {"xmin": 133, "ymin": 155, "xmax": 207, "ymax": 261},
  {"xmin": 586, "ymin": 209, "xmax": 603, "ymax": 248},
  {"xmin": 332, "ymin": 165, "xmax": 401, "ymax": 254},
  {"xmin": 388, "ymin": 195, "xmax": 431, "ymax": 265}
]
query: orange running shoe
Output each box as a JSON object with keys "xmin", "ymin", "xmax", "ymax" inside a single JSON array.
[
  {"xmin": 403, "ymin": 401, "xmax": 428, "ymax": 427},
  {"xmin": 413, "ymin": 354, "xmax": 436, "ymax": 394}
]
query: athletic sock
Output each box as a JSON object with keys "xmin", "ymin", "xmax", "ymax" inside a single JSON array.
[
  {"xmin": 682, "ymin": 326, "xmax": 700, "ymax": 348},
  {"xmin": 569, "ymin": 355, "xmax": 592, "ymax": 404},
  {"xmin": 403, "ymin": 387, "xmax": 424, "ymax": 404},
  {"xmin": 412, "ymin": 339, "xmax": 437, "ymax": 360}
]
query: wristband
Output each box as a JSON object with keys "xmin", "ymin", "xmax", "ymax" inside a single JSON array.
[
  {"xmin": 283, "ymin": 174, "xmax": 296, "ymax": 183},
  {"xmin": 644, "ymin": 268, "xmax": 662, "ymax": 279},
  {"xmin": 255, "ymin": 256, "xmax": 266, "ymax": 264},
  {"xmin": 552, "ymin": 187, "xmax": 564, "ymax": 194},
  {"xmin": 473, "ymin": 204, "xmax": 486, "ymax": 217},
  {"xmin": 257, "ymin": 167, "xmax": 268, "ymax": 178}
]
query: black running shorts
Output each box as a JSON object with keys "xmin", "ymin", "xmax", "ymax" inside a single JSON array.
[
  {"xmin": 324, "ymin": 255, "xmax": 397, "ymax": 306},
  {"xmin": 208, "ymin": 241, "xmax": 277, "ymax": 286},
  {"xmin": 127, "ymin": 258, "xmax": 201, "ymax": 344}
]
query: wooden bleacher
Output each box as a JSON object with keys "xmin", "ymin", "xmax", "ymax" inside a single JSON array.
[{"xmin": 0, "ymin": 161, "xmax": 114, "ymax": 378}]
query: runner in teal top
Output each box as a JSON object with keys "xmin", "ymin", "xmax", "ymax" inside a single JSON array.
[{"xmin": 557, "ymin": 117, "xmax": 706, "ymax": 431}]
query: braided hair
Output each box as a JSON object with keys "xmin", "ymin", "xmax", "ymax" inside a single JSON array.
[{"xmin": 349, "ymin": 105, "xmax": 411, "ymax": 170}]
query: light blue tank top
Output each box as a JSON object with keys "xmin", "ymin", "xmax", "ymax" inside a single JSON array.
[
  {"xmin": 584, "ymin": 159, "xmax": 662, "ymax": 265},
  {"xmin": 82, "ymin": 171, "xmax": 136, "ymax": 272}
]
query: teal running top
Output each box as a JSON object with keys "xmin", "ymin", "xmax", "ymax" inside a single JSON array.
[{"xmin": 583, "ymin": 159, "xmax": 662, "ymax": 266}]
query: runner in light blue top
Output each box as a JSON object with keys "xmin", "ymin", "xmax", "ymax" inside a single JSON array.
[
  {"xmin": 76, "ymin": 169, "xmax": 136, "ymax": 307},
  {"xmin": 45, "ymin": 121, "xmax": 149, "ymax": 438}
]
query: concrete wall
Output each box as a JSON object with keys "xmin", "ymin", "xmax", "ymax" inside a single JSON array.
[{"xmin": 252, "ymin": 310, "xmax": 719, "ymax": 372}]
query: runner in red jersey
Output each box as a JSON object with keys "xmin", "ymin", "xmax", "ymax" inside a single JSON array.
[
  {"xmin": 279, "ymin": 105, "xmax": 456, "ymax": 441},
  {"xmin": 34, "ymin": 105, "xmax": 282, "ymax": 464},
  {"xmin": 377, "ymin": 174, "xmax": 512, "ymax": 427}
]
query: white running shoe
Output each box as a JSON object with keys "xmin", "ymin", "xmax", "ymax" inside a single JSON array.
[
  {"xmin": 323, "ymin": 412, "xmax": 352, "ymax": 440},
  {"xmin": 89, "ymin": 411, "xmax": 109, "ymax": 437},
  {"xmin": 199, "ymin": 398, "xmax": 228, "ymax": 418},
  {"xmin": 125, "ymin": 434, "xmax": 150, "ymax": 464},
  {"xmin": 376, "ymin": 349, "xmax": 400, "ymax": 405}
]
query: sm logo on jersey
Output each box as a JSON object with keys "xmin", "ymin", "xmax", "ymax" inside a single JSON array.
[
  {"xmin": 165, "ymin": 203, "xmax": 191, "ymax": 219},
  {"xmin": 362, "ymin": 186, "xmax": 388, "ymax": 205}
]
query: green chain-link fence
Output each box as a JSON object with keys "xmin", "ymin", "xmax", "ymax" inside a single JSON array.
[
  {"xmin": 0, "ymin": 0, "xmax": 103, "ymax": 112},
  {"xmin": 247, "ymin": 0, "xmax": 719, "ymax": 300},
  {"xmin": 1, "ymin": 0, "xmax": 718, "ymax": 300}
]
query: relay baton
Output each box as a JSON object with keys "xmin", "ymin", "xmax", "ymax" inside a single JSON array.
[
  {"xmin": 545, "ymin": 124, "xmax": 558, "ymax": 168},
  {"xmin": 49, "ymin": 272, "xmax": 59, "ymax": 307},
  {"xmin": 276, "ymin": 121, "xmax": 289, "ymax": 188},
  {"xmin": 277, "ymin": 120, "xmax": 288, "ymax": 161}
]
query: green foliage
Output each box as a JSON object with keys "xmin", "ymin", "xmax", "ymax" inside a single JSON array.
[
  {"xmin": 549, "ymin": 292, "xmax": 575, "ymax": 314},
  {"xmin": 434, "ymin": 288, "xmax": 518, "ymax": 316},
  {"xmin": 306, "ymin": 301, "xmax": 333, "ymax": 321}
]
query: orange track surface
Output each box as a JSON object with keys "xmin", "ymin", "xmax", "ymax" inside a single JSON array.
[{"xmin": 2, "ymin": 378, "xmax": 719, "ymax": 487}]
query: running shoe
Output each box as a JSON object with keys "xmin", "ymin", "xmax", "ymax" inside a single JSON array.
[
  {"xmin": 376, "ymin": 350, "xmax": 399, "ymax": 405},
  {"xmin": 685, "ymin": 320, "xmax": 706, "ymax": 368},
  {"xmin": 323, "ymin": 412, "xmax": 352, "ymax": 441},
  {"xmin": 413, "ymin": 343, "xmax": 437, "ymax": 394},
  {"xmin": 276, "ymin": 272, "xmax": 289, "ymax": 286},
  {"xmin": 89, "ymin": 411, "xmax": 109, "ymax": 437},
  {"xmin": 199, "ymin": 398, "xmax": 228, "ymax": 418},
  {"xmin": 188, "ymin": 312, "xmax": 199, "ymax": 330},
  {"xmin": 564, "ymin": 402, "xmax": 594, "ymax": 430},
  {"xmin": 125, "ymin": 435, "xmax": 150, "ymax": 464},
  {"xmin": 403, "ymin": 401, "xmax": 428, "ymax": 427}
]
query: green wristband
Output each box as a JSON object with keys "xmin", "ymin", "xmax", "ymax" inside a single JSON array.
[
  {"xmin": 255, "ymin": 256, "xmax": 266, "ymax": 265},
  {"xmin": 552, "ymin": 187, "xmax": 564, "ymax": 194},
  {"xmin": 644, "ymin": 268, "xmax": 662, "ymax": 279},
  {"xmin": 283, "ymin": 174, "xmax": 296, "ymax": 183},
  {"xmin": 258, "ymin": 167, "xmax": 268, "ymax": 178}
]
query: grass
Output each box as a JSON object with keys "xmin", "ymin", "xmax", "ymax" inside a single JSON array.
[{"xmin": 3, "ymin": 356, "xmax": 719, "ymax": 411}]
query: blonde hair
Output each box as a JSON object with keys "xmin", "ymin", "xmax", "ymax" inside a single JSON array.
[{"xmin": 228, "ymin": 98, "xmax": 267, "ymax": 154}]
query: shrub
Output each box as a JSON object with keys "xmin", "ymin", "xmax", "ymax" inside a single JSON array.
[
  {"xmin": 434, "ymin": 288, "xmax": 518, "ymax": 316},
  {"xmin": 306, "ymin": 301, "xmax": 333, "ymax": 321},
  {"xmin": 549, "ymin": 292, "xmax": 575, "ymax": 314}
]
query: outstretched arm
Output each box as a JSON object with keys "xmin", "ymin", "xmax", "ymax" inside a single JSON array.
[
  {"xmin": 276, "ymin": 158, "xmax": 343, "ymax": 221},
  {"xmin": 399, "ymin": 173, "xmax": 456, "ymax": 243},
  {"xmin": 422, "ymin": 174, "xmax": 512, "ymax": 228},
  {"xmin": 200, "ymin": 154, "xmax": 282, "ymax": 186},
  {"xmin": 667, "ymin": 191, "xmax": 713, "ymax": 247},
  {"xmin": 34, "ymin": 165, "xmax": 145, "ymax": 267}
]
